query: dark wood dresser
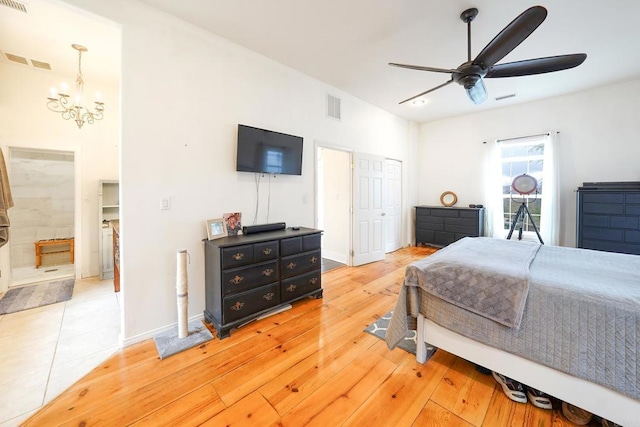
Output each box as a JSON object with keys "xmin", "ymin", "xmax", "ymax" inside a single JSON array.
[
  {"xmin": 204, "ymin": 227, "xmax": 323, "ymax": 339},
  {"xmin": 577, "ymin": 182, "xmax": 640, "ymax": 255},
  {"xmin": 415, "ymin": 205, "xmax": 484, "ymax": 247}
]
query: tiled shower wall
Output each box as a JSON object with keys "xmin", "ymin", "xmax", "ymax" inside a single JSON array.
[{"xmin": 9, "ymin": 149, "xmax": 74, "ymax": 269}]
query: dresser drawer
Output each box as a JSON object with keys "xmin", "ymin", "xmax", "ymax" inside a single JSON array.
[
  {"xmin": 222, "ymin": 260, "xmax": 279, "ymax": 296},
  {"xmin": 303, "ymin": 233, "xmax": 321, "ymax": 251},
  {"xmin": 223, "ymin": 283, "xmax": 280, "ymax": 323},
  {"xmin": 253, "ymin": 241, "xmax": 278, "ymax": 262},
  {"xmin": 281, "ymin": 250, "xmax": 321, "ymax": 279},
  {"xmin": 281, "ymin": 270, "xmax": 321, "ymax": 302},
  {"xmin": 221, "ymin": 245, "xmax": 253, "ymax": 268},
  {"xmin": 281, "ymin": 237, "xmax": 302, "ymax": 256}
]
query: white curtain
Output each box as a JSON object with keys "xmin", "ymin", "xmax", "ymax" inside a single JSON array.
[
  {"xmin": 539, "ymin": 132, "xmax": 560, "ymax": 245},
  {"xmin": 484, "ymin": 141, "xmax": 505, "ymax": 239}
]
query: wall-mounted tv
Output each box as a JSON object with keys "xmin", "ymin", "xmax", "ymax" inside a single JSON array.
[{"xmin": 236, "ymin": 124, "xmax": 303, "ymax": 175}]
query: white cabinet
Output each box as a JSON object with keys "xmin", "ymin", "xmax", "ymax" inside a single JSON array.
[
  {"xmin": 99, "ymin": 180, "xmax": 119, "ymax": 279},
  {"xmin": 101, "ymin": 227, "xmax": 114, "ymax": 278}
]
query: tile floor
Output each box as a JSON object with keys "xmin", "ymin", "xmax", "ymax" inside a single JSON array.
[{"xmin": 0, "ymin": 276, "xmax": 121, "ymax": 426}]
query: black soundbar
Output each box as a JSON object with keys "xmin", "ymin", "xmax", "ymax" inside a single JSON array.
[{"xmin": 242, "ymin": 222, "xmax": 286, "ymax": 235}]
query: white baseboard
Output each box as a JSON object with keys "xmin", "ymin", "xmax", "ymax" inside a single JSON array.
[{"xmin": 119, "ymin": 313, "xmax": 206, "ymax": 348}]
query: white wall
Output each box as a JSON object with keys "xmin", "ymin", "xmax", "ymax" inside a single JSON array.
[
  {"xmin": 418, "ymin": 78, "xmax": 640, "ymax": 247},
  {"xmin": 0, "ymin": 62, "xmax": 119, "ymax": 289},
  {"xmin": 60, "ymin": 0, "xmax": 417, "ymax": 343}
]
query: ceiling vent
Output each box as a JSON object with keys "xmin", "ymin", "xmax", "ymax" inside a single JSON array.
[
  {"xmin": 327, "ymin": 94, "xmax": 341, "ymax": 121},
  {"xmin": 4, "ymin": 52, "xmax": 28, "ymax": 65},
  {"xmin": 495, "ymin": 93, "xmax": 516, "ymax": 101},
  {"xmin": 31, "ymin": 59, "xmax": 51, "ymax": 70},
  {"xmin": 0, "ymin": 0, "xmax": 28, "ymax": 13}
]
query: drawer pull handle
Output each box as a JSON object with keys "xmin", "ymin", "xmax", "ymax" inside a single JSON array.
[
  {"xmin": 286, "ymin": 284, "xmax": 297, "ymax": 292},
  {"xmin": 230, "ymin": 275, "xmax": 244, "ymax": 285},
  {"xmin": 310, "ymin": 277, "xmax": 318, "ymax": 285},
  {"xmin": 310, "ymin": 256, "xmax": 318, "ymax": 264},
  {"xmin": 233, "ymin": 253, "xmax": 245, "ymax": 261},
  {"xmin": 263, "ymin": 292, "xmax": 275, "ymax": 301},
  {"xmin": 286, "ymin": 262, "xmax": 296, "ymax": 270},
  {"xmin": 230, "ymin": 301, "xmax": 245, "ymax": 311},
  {"xmin": 262, "ymin": 248, "xmax": 272, "ymax": 255},
  {"xmin": 262, "ymin": 268, "xmax": 274, "ymax": 277}
]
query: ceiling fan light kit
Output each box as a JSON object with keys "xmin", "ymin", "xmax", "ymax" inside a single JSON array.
[{"xmin": 391, "ymin": 6, "xmax": 587, "ymax": 105}]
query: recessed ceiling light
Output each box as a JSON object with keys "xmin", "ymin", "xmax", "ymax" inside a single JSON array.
[{"xmin": 412, "ymin": 99, "xmax": 426, "ymax": 106}]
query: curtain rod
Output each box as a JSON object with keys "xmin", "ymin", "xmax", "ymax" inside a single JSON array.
[{"xmin": 495, "ymin": 131, "xmax": 558, "ymax": 143}]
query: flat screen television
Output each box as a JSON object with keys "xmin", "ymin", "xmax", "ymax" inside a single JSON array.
[{"xmin": 236, "ymin": 124, "xmax": 303, "ymax": 175}]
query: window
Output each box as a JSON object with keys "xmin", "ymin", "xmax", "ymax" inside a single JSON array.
[{"xmin": 500, "ymin": 139, "xmax": 545, "ymax": 235}]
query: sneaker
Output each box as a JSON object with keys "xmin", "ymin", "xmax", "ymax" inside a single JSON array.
[
  {"xmin": 524, "ymin": 385, "xmax": 552, "ymax": 409},
  {"xmin": 491, "ymin": 371, "xmax": 527, "ymax": 403}
]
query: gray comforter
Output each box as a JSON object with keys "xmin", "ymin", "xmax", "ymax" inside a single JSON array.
[{"xmin": 386, "ymin": 237, "xmax": 640, "ymax": 400}]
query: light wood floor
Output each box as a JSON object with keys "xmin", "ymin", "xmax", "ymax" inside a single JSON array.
[{"xmin": 25, "ymin": 246, "xmax": 593, "ymax": 426}]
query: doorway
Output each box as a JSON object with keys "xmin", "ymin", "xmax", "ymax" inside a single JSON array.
[
  {"xmin": 316, "ymin": 146, "xmax": 404, "ymax": 268},
  {"xmin": 316, "ymin": 146, "xmax": 351, "ymax": 267},
  {"xmin": 8, "ymin": 147, "xmax": 76, "ymax": 287}
]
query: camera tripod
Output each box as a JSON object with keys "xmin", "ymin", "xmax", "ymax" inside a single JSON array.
[{"xmin": 506, "ymin": 201, "xmax": 544, "ymax": 244}]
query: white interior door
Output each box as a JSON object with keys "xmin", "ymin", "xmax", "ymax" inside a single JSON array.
[
  {"xmin": 352, "ymin": 152, "xmax": 385, "ymax": 266},
  {"xmin": 384, "ymin": 158, "xmax": 402, "ymax": 253}
]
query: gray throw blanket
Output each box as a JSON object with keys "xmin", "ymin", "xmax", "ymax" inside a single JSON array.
[
  {"xmin": 409, "ymin": 237, "xmax": 540, "ymax": 328},
  {"xmin": 387, "ymin": 237, "xmax": 540, "ymax": 349}
]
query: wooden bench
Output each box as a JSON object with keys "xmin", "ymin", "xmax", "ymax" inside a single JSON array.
[{"xmin": 35, "ymin": 238, "xmax": 74, "ymax": 268}]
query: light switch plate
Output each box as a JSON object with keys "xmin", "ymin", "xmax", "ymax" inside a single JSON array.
[{"xmin": 161, "ymin": 197, "xmax": 170, "ymax": 210}]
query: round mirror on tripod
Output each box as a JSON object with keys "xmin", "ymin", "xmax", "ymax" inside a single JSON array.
[
  {"xmin": 507, "ymin": 174, "xmax": 544, "ymax": 244},
  {"xmin": 511, "ymin": 174, "xmax": 538, "ymax": 195}
]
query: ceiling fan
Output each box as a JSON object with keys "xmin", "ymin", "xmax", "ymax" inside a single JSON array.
[{"xmin": 390, "ymin": 6, "xmax": 587, "ymax": 105}]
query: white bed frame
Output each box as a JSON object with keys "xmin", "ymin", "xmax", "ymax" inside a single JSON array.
[{"xmin": 417, "ymin": 314, "xmax": 640, "ymax": 427}]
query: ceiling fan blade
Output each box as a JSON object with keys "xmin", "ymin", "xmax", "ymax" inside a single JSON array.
[
  {"xmin": 389, "ymin": 63, "xmax": 457, "ymax": 74},
  {"xmin": 399, "ymin": 79, "xmax": 454, "ymax": 104},
  {"xmin": 473, "ymin": 6, "xmax": 547, "ymax": 69},
  {"xmin": 485, "ymin": 53, "xmax": 587, "ymax": 78},
  {"xmin": 466, "ymin": 78, "xmax": 488, "ymax": 104}
]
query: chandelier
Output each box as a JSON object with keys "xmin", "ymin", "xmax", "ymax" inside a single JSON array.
[{"xmin": 47, "ymin": 44, "xmax": 104, "ymax": 129}]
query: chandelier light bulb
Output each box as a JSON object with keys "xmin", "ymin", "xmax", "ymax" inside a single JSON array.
[{"xmin": 60, "ymin": 82, "xmax": 68, "ymax": 94}]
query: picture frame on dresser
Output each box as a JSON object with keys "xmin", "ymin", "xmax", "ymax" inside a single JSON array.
[{"xmin": 206, "ymin": 218, "xmax": 227, "ymax": 240}]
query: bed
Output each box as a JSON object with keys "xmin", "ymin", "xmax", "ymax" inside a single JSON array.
[{"xmin": 385, "ymin": 237, "xmax": 640, "ymax": 427}]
